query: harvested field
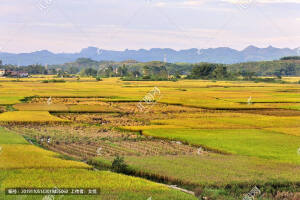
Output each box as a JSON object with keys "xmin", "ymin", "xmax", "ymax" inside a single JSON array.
[
  {"xmin": 9, "ymin": 124, "xmax": 200, "ymax": 159},
  {"xmin": 53, "ymin": 113, "xmax": 145, "ymax": 126}
]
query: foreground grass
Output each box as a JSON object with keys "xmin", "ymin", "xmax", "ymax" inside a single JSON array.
[
  {"xmin": 0, "ymin": 129, "xmax": 28, "ymax": 144},
  {"xmin": 0, "ymin": 169, "xmax": 195, "ymax": 200},
  {"xmin": 0, "ymin": 144, "xmax": 89, "ymax": 169},
  {"xmin": 0, "ymin": 127, "xmax": 196, "ymax": 200}
]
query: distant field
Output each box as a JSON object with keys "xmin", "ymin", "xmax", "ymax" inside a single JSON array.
[
  {"xmin": 283, "ymin": 104, "xmax": 300, "ymax": 110},
  {"xmin": 282, "ymin": 77, "xmax": 300, "ymax": 82},
  {"xmin": 0, "ymin": 77, "xmax": 299, "ymax": 107}
]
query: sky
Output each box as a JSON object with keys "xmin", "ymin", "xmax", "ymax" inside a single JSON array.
[{"xmin": 0, "ymin": 0, "xmax": 300, "ymax": 53}]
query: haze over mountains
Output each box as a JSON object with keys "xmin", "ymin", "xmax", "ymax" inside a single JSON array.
[{"xmin": 0, "ymin": 46, "xmax": 299, "ymax": 66}]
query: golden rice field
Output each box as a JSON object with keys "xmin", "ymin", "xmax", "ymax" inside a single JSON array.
[
  {"xmin": 0, "ymin": 77, "xmax": 300, "ymax": 199},
  {"xmin": 0, "ymin": 144, "xmax": 89, "ymax": 169},
  {"xmin": 0, "ymin": 111, "xmax": 68, "ymax": 123},
  {"xmin": 0, "ymin": 127, "xmax": 196, "ymax": 200}
]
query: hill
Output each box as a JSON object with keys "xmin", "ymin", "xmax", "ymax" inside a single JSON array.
[{"xmin": 0, "ymin": 46, "xmax": 299, "ymax": 65}]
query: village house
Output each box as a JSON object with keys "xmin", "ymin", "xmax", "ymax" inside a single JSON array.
[
  {"xmin": 0, "ymin": 69, "xmax": 29, "ymax": 78},
  {"xmin": 0, "ymin": 69, "xmax": 5, "ymax": 77}
]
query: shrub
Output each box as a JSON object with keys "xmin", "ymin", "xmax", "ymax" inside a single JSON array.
[
  {"xmin": 111, "ymin": 155, "xmax": 128, "ymax": 173},
  {"xmin": 96, "ymin": 77, "xmax": 102, "ymax": 81},
  {"xmin": 42, "ymin": 79, "xmax": 66, "ymax": 83}
]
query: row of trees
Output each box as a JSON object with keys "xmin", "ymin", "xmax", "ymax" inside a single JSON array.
[
  {"xmin": 187, "ymin": 63, "xmax": 272, "ymax": 81},
  {"xmin": 2, "ymin": 57, "xmax": 298, "ymax": 81},
  {"xmin": 280, "ymin": 56, "xmax": 300, "ymax": 60},
  {"xmin": 187, "ymin": 63, "xmax": 230, "ymax": 80},
  {"xmin": 0, "ymin": 59, "xmax": 169, "ymax": 80},
  {"xmin": 70, "ymin": 61, "xmax": 298, "ymax": 80},
  {"xmin": 79, "ymin": 65, "xmax": 132, "ymax": 77},
  {"xmin": 0, "ymin": 61, "xmax": 48, "ymax": 74},
  {"xmin": 0, "ymin": 59, "xmax": 260, "ymax": 81},
  {"xmin": 79, "ymin": 64, "xmax": 170, "ymax": 81},
  {"xmin": 273, "ymin": 65, "xmax": 297, "ymax": 78},
  {"xmin": 229, "ymin": 60, "xmax": 300, "ymax": 76}
]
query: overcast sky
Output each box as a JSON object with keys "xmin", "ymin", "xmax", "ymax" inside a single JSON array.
[{"xmin": 0, "ymin": 0, "xmax": 300, "ymax": 53}]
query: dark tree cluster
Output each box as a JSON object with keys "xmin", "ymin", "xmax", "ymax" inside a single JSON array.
[
  {"xmin": 188, "ymin": 63, "xmax": 230, "ymax": 80},
  {"xmin": 280, "ymin": 56, "xmax": 300, "ymax": 60}
]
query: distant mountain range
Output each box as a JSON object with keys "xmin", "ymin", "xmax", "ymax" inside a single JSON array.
[{"xmin": 0, "ymin": 46, "xmax": 299, "ymax": 65}]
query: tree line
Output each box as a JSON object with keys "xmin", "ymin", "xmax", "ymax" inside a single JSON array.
[{"xmin": 1, "ymin": 56, "xmax": 300, "ymax": 81}]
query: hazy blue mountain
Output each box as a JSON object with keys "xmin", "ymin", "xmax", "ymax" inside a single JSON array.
[{"xmin": 0, "ymin": 46, "xmax": 299, "ymax": 65}]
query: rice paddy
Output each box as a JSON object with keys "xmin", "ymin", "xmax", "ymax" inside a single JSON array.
[
  {"xmin": 143, "ymin": 129, "xmax": 300, "ymax": 164},
  {"xmin": 0, "ymin": 77, "xmax": 300, "ymax": 199},
  {"xmin": 0, "ymin": 111, "xmax": 68, "ymax": 123},
  {"xmin": 0, "ymin": 127, "xmax": 196, "ymax": 200}
]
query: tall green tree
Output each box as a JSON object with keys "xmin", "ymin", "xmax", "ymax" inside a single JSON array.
[
  {"xmin": 190, "ymin": 63, "xmax": 216, "ymax": 78},
  {"xmin": 80, "ymin": 68, "xmax": 97, "ymax": 77}
]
